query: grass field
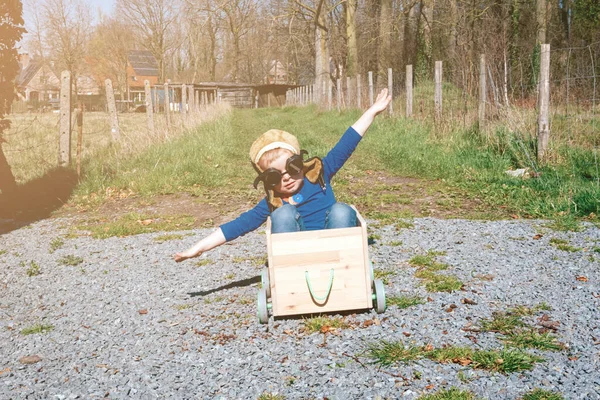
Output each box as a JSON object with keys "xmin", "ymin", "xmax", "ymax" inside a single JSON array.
[{"xmin": 3, "ymin": 92, "xmax": 600, "ymax": 225}]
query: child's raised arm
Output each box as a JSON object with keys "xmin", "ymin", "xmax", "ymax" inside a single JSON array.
[
  {"xmin": 351, "ymin": 88, "xmax": 392, "ymax": 137},
  {"xmin": 174, "ymin": 228, "xmax": 226, "ymax": 262}
]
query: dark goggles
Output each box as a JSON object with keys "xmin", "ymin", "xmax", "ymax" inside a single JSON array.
[{"xmin": 254, "ymin": 150, "xmax": 307, "ymax": 189}]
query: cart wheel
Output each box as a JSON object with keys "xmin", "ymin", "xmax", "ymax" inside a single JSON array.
[
  {"xmin": 260, "ymin": 268, "xmax": 271, "ymax": 298},
  {"xmin": 257, "ymin": 288, "xmax": 269, "ymax": 324},
  {"xmin": 373, "ymin": 279, "xmax": 386, "ymax": 313},
  {"xmin": 368, "ymin": 259, "xmax": 374, "ymax": 286}
]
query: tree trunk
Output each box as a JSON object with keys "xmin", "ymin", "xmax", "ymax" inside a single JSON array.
[
  {"xmin": 404, "ymin": 1, "xmax": 421, "ymax": 69},
  {"xmin": 345, "ymin": 0, "xmax": 358, "ymax": 76},
  {"xmin": 378, "ymin": 0, "xmax": 393, "ymax": 78},
  {"xmin": 314, "ymin": 1, "xmax": 329, "ymax": 104},
  {"xmin": 536, "ymin": 0, "xmax": 547, "ymax": 44}
]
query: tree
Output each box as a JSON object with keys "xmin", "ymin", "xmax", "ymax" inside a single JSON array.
[
  {"xmin": 116, "ymin": 0, "xmax": 179, "ymax": 83},
  {"xmin": 42, "ymin": 0, "xmax": 92, "ymax": 98},
  {"xmin": 0, "ymin": 0, "xmax": 26, "ymax": 194}
]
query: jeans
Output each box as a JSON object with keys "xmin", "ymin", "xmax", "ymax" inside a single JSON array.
[{"xmin": 271, "ymin": 202, "xmax": 357, "ymax": 234}]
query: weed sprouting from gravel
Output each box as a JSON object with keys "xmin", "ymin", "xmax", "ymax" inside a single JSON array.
[
  {"xmin": 20, "ymin": 324, "xmax": 54, "ymax": 335},
  {"xmin": 49, "ymin": 237, "xmax": 64, "ymax": 253},
  {"xmin": 521, "ymin": 388, "xmax": 564, "ymax": 400},
  {"xmin": 59, "ymin": 255, "xmax": 84, "ymax": 266},
  {"xmin": 417, "ymin": 387, "xmax": 477, "ymax": 400},
  {"xmin": 387, "ymin": 295, "xmax": 425, "ymax": 309}
]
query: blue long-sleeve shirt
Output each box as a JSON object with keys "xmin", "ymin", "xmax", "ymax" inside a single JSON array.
[{"xmin": 220, "ymin": 126, "xmax": 362, "ymax": 241}]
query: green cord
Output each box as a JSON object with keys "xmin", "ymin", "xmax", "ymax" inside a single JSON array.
[{"xmin": 305, "ymin": 268, "xmax": 334, "ymax": 302}]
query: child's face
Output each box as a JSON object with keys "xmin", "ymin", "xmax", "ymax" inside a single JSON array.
[{"xmin": 268, "ymin": 153, "xmax": 304, "ymax": 196}]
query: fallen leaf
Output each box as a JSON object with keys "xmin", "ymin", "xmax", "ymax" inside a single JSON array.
[
  {"xmin": 362, "ymin": 320, "xmax": 374, "ymax": 328},
  {"xmin": 569, "ymin": 356, "xmax": 579, "ymax": 361},
  {"xmin": 576, "ymin": 276, "xmax": 588, "ymax": 282},
  {"xmin": 495, "ymin": 358, "xmax": 504, "ymax": 364},
  {"xmin": 425, "ymin": 384, "xmax": 435, "ymax": 390},
  {"xmin": 283, "ymin": 329, "xmax": 293, "ymax": 335},
  {"xmin": 511, "ymin": 214, "xmax": 519, "ymax": 219},
  {"xmin": 19, "ymin": 355, "xmax": 42, "ymax": 365},
  {"xmin": 539, "ymin": 320, "xmax": 560, "ymax": 330},
  {"xmin": 402, "ymin": 331, "xmax": 411, "ymax": 337},
  {"xmin": 533, "ymin": 234, "xmax": 543, "ymax": 240},
  {"xmin": 138, "ymin": 219, "xmax": 153, "ymax": 226},
  {"xmin": 461, "ymin": 298, "xmax": 478, "ymax": 305},
  {"xmin": 424, "ymin": 343, "xmax": 434, "ymax": 352},
  {"xmin": 442, "ymin": 330, "xmax": 448, "ymax": 335},
  {"xmin": 427, "ymin": 297, "xmax": 434, "ymax": 302},
  {"xmin": 0, "ymin": 367, "xmax": 10, "ymax": 375},
  {"xmin": 138, "ymin": 309, "xmax": 148, "ymax": 315},
  {"xmin": 466, "ymin": 335, "xmax": 478, "ymax": 344},
  {"xmin": 445, "ymin": 304, "xmax": 458, "ymax": 312},
  {"xmin": 455, "ymin": 358, "xmax": 472, "ymax": 366}
]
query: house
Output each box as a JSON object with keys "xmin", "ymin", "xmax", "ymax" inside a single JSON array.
[
  {"xmin": 126, "ymin": 50, "xmax": 159, "ymax": 103},
  {"xmin": 16, "ymin": 53, "xmax": 60, "ymax": 107},
  {"xmin": 266, "ymin": 60, "xmax": 288, "ymax": 84}
]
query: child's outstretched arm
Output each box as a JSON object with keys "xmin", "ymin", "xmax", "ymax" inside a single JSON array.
[
  {"xmin": 174, "ymin": 228, "xmax": 226, "ymax": 262},
  {"xmin": 351, "ymin": 88, "xmax": 392, "ymax": 137}
]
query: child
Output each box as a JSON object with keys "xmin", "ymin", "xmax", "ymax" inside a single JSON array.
[{"xmin": 174, "ymin": 88, "xmax": 391, "ymax": 262}]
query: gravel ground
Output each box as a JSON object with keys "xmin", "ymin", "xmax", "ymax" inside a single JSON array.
[{"xmin": 1, "ymin": 216, "xmax": 600, "ymax": 399}]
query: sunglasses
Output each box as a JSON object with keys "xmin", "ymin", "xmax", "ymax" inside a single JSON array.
[{"xmin": 254, "ymin": 150, "xmax": 307, "ymax": 189}]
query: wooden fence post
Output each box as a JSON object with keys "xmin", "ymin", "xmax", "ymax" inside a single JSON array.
[
  {"xmin": 144, "ymin": 80, "xmax": 155, "ymax": 136},
  {"xmin": 357, "ymin": 74, "xmax": 361, "ymax": 109},
  {"xmin": 188, "ymin": 85, "xmax": 195, "ymax": 113},
  {"xmin": 434, "ymin": 61, "xmax": 443, "ymax": 121},
  {"xmin": 537, "ymin": 43, "xmax": 551, "ymax": 162},
  {"xmin": 406, "ymin": 65, "xmax": 413, "ymax": 118},
  {"xmin": 76, "ymin": 102, "xmax": 83, "ymax": 177},
  {"xmin": 388, "ymin": 68, "xmax": 393, "ymax": 115},
  {"xmin": 59, "ymin": 70, "xmax": 71, "ymax": 167},
  {"xmin": 368, "ymin": 71, "xmax": 374, "ymax": 106},
  {"xmin": 181, "ymin": 84, "xmax": 187, "ymax": 119},
  {"xmin": 164, "ymin": 82, "xmax": 171, "ymax": 129},
  {"xmin": 479, "ymin": 54, "xmax": 486, "ymax": 130},
  {"xmin": 336, "ymin": 78, "xmax": 341, "ymax": 111},
  {"xmin": 104, "ymin": 79, "xmax": 120, "ymax": 140}
]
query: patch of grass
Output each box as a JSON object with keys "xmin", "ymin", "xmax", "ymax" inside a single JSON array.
[
  {"xmin": 503, "ymin": 330, "xmax": 564, "ymax": 351},
  {"xmin": 224, "ymin": 273, "xmax": 235, "ymax": 280},
  {"xmin": 521, "ymin": 388, "xmax": 565, "ymax": 400},
  {"xmin": 26, "ymin": 261, "xmax": 41, "ymax": 277},
  {"xmin": 257, "ymin": 393, "xmax": 285, "ymax": 400},
  {"xmin": 58, "ymin": 255, "xmax": 84, "ymax": 266},
  {"xmin": 0, "ymin": 249, "xmax": 6, "ymax": 256},
  {"xmin": 367, "ymin": 341, "xmax": 425, "ymax": 366},
  {"xmin": 471, "ymin": 348, "xmax": 544, "ymax": 373},
  {"xmin": 545, "ymin": 216, "xmax": 583, "ymax": 232},
  {"xmin": 154, "ymin": 233, "xmax": 185, "ymax": 243},
  {"xmin": 417, "ymin": 387, "xmax": 477, "ymax": 400},
  {"xmin": 368, "ymin": 342, "xmax": 544, "ymax": 373},
  {"xmin": 174, "ymin": 304, "xmax": 192, "ymax": 311},
  {"xmin": 409, "ymin": 251, "xmax": 462, "ymax": 292},
  {"xmin": 549, "ymin": 238, "xmax": 580, "ymax": 252},
  {"xmin": 508, "ymin": 303, "xmax": 552, "ymax": 316},
  {"xmin": 80, "ymin": 213, "xmax": 195, "ymax": 239},
  {"xmin": 20, "ymin": 323, "xmax": 54, "ymax": 335},
  {"xmin": 49, "ymin": 237, "xmax": 64, "ymax": 254},
  {"xmin": 373, "ymin": 269, "xmax": 396, "ymax": 284},
  {"xmin": 302, "ymin": 316, "xmax": 349, "ymax": 334},
  {"xmin": 480, "ymin": 311, "xmax": 526, "ymax": 335},
  {"xmin": 388, "ymin": 240, "xmax": 403, "ymax": 246},
  {"xmin": 387, "ymin": 295, "xmax": 425, "ymax": 309},
  {"xmin": 195, "ymin": 259, "xmax": 212, "ymax": 267}
]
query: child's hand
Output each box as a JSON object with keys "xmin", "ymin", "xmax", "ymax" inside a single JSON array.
[
  {"xmin": 174, "ymin": 249, "xmax": 202, "ymax": 263},
  {"xmin": 370, "ymin": 88, "xmax": 392, "ymax": 115}
]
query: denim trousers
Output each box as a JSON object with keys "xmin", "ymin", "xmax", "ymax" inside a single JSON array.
[{"xmin": 271, "ymin": 202, "xmax": 357, "ymax": 234}]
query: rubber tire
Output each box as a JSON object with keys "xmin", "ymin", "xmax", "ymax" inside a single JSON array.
[
  {"xmin": 260, "ymin": 268, "xmax": 271, "ymax": 298},
  {"xmin": 257, "ymin": 288, "xmax": 269, "ymax": 324},
  {"xmin": 373, "ymin": 279, "xmax": 386, "ymax": 313}
]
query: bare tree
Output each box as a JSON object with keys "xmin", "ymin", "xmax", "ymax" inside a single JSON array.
[
  {"xmin": 116, "ymin": 0, "xmax": 180, "ymax": 83},
  {"xmin": 42, "ymin": 0, "xmax": 92, "ymax": 96}
]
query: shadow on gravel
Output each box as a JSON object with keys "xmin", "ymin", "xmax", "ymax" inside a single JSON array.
[
  {"xmin": 188, "ymin": 276, "xmax": 261, "ymax": 297},
  {"xmin": 0, "ymin": 167, "xmax": 78, "ymax": 235}
]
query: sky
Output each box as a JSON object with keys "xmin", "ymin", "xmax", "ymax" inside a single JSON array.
[{"xmin": 21, "ymin": 0, "xmax": 116, "ymax": 51}]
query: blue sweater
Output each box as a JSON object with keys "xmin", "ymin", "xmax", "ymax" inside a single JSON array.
[{"xmin": 220, "ymin": 127, "xmax": 362, "ymax": 241}]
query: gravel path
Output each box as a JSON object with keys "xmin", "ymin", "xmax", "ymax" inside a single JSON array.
[{"xmin": 1, "ymin": 216, "xmax": 599, "ymax": 399}]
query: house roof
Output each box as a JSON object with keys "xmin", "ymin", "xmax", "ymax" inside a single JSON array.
[
  {"xmin": 17, "ymin": 60, "xmax": 43, "ymax": 87},
  {"xmin": 128, "ymin": 50, "xmax": 158, "ymax": 77}
]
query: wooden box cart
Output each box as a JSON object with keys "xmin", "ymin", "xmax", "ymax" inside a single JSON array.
[{"xmin": 257, "ymin": 206, "xmax": 386, "ymax": 323}]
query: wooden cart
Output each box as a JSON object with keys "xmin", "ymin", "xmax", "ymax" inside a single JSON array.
[{"xmin": 257, "ymin": 206, "xmax": 386, "ymax": 323}]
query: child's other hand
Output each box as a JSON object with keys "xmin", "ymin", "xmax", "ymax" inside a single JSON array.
[
  {"xmin": 370, "ymin": 88, "xmax": 392, "ymax": 115},
  {"xmin": 174, "ymin": 249, "xmax": 202, "ymax": 263}
]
